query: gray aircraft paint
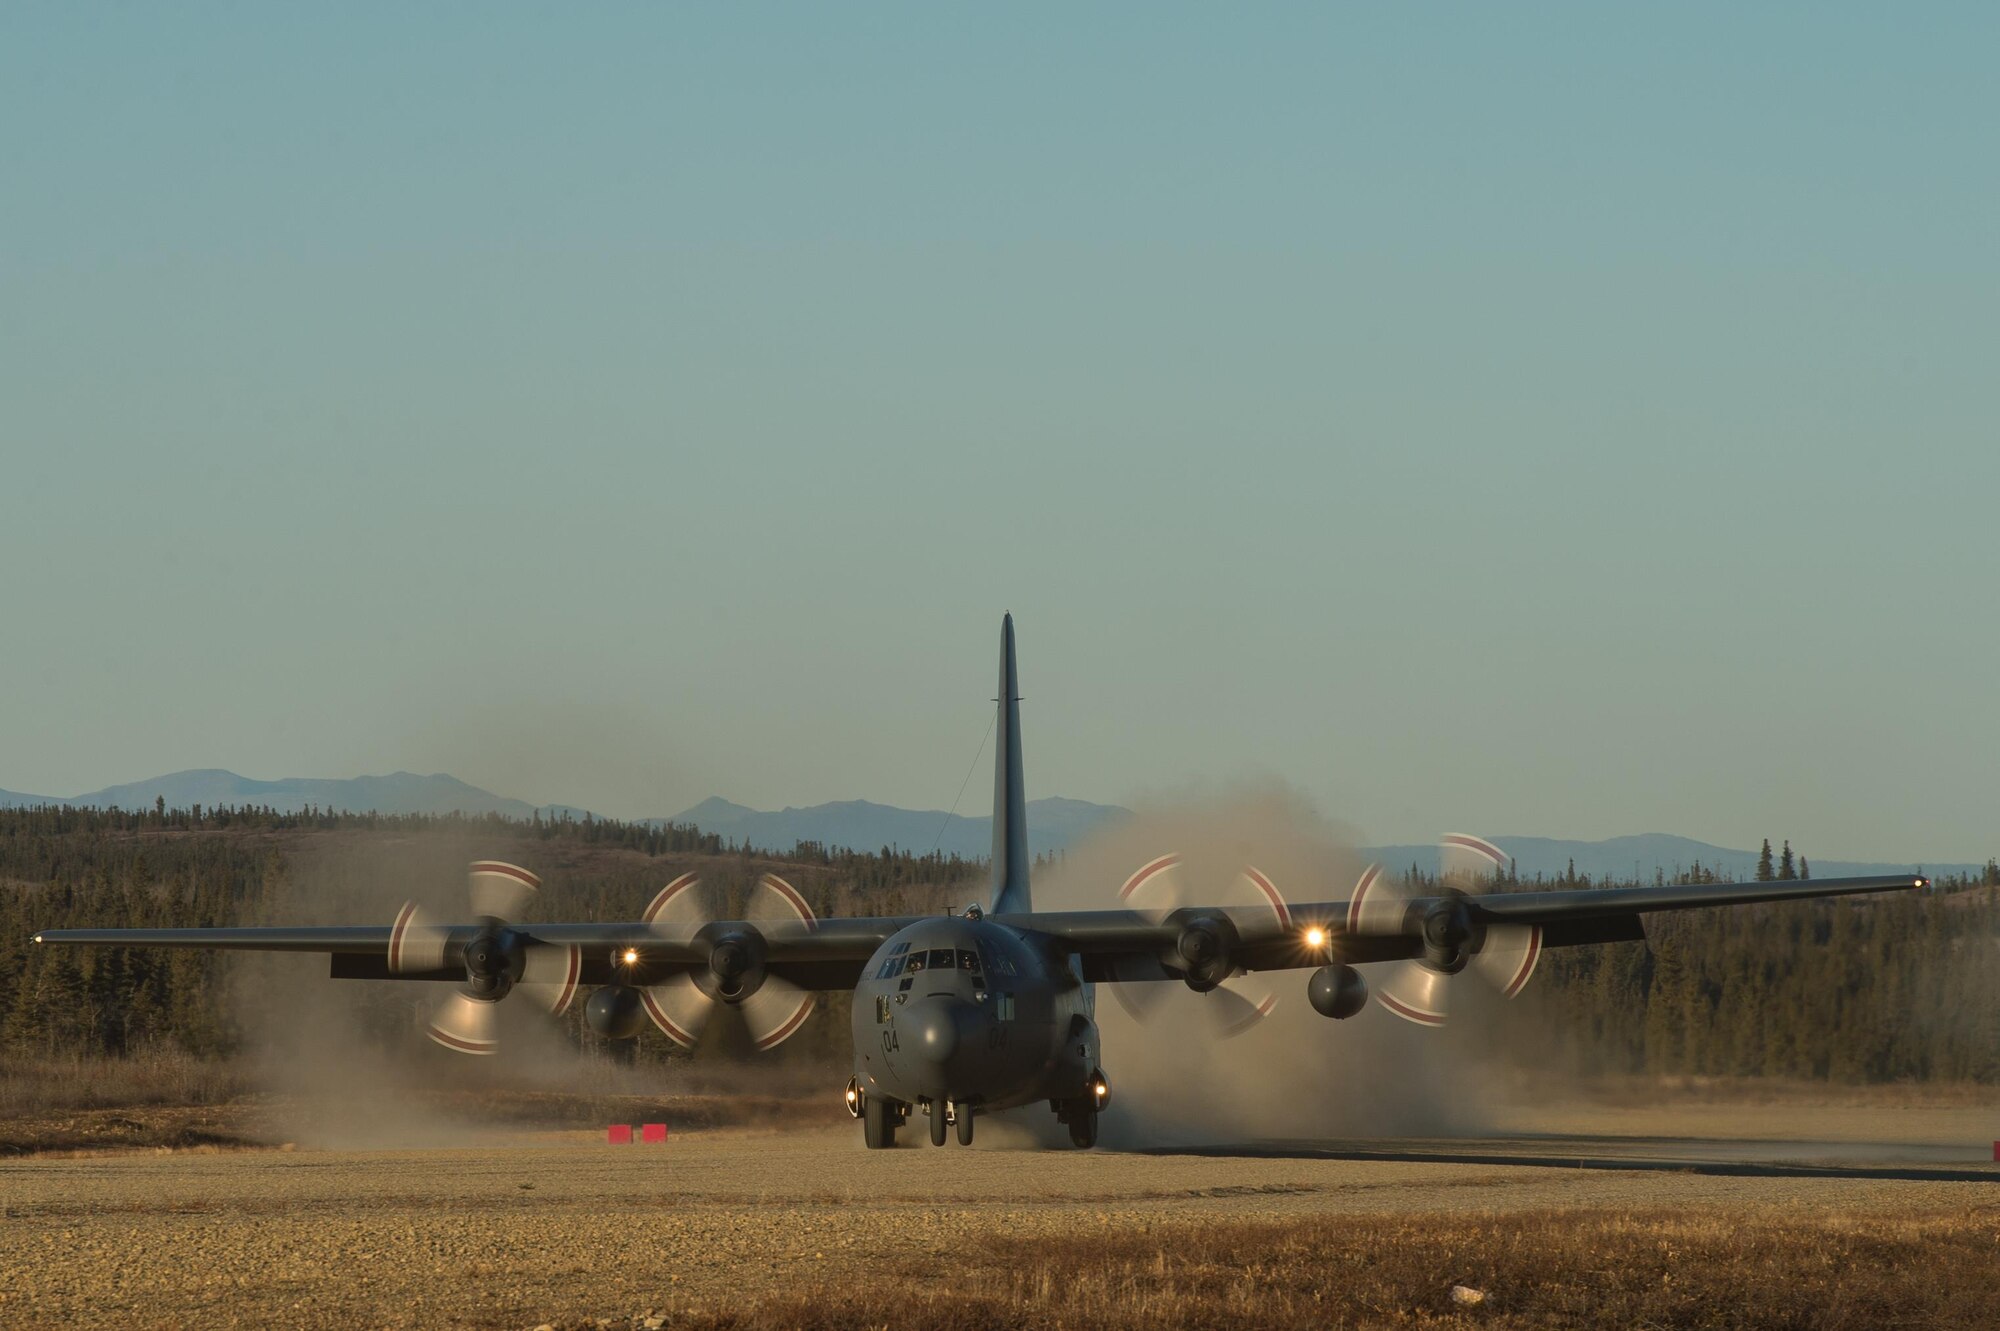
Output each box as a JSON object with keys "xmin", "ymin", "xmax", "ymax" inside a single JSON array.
[
  {"xmin": 848, "ymin": 915, "xmax": 1097, "ymax": 1120},
  {"xmin": 851, "ymin": 617, "xmax": 1099, "ymax": 1135}
]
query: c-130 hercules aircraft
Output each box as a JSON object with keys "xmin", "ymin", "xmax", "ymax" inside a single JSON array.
[{"xmin": 35, "ymin": 616, "xmax": 1927, "ymax": 1149}]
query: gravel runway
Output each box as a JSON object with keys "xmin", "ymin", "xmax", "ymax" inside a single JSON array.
[{"xmin": 4, "ymin": 1105, "xmax": 1997, "ymax": 1329}]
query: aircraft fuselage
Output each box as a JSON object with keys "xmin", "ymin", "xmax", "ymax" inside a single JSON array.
[{"xmin": 850, "ymin": 915, "xmax": 1099, "ymax": 1118}]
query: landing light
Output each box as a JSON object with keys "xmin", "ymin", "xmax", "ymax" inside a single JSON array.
[
  {"xmin": 1303, "ymin": 926, "xmax": 1328, "ymax": 949},
  {"xmin": 620, "ymin": 948, "xmax": 640, "ymax": 966}
]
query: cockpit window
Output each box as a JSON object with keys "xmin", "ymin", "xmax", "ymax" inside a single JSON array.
[
  {"xmin": 875, "ymin": 953, "xmax": 905, "ymax": 981},
  {"xmin": 958, "ymin": 949, "xmax": 980, "ymax": 972},
  {"xmin": 927, "ymin": 948, "xmax": 956, "ymax": 970},
  {"xmin": 906, "ymin": 952, "xmax": 927, "ymax": 973}
]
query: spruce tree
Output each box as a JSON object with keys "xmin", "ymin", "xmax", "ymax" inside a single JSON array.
[
  {"xmin": 1756, "ymin": 839, "xmax": 1775, "ymax": 882},
  {"xmin": 1778, "ymin": 841, "xmax": 1796, "ymax": 880}
]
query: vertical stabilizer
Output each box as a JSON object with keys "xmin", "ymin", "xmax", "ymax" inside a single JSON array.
[{"xmin": 990, "ymin": 614, "xmax": 1031, "ymax": 915}]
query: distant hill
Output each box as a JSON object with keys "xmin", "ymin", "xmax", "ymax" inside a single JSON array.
[
  {"xmin": 675, "ymin": 801, "xmax": 1976, "ymax": 880},
  {"xmin": 668, "ymin": 795, "xmax": 1127, "ymax": 862},
  {"xmin": 0, "ymin": 770, "xmax": 1978, "ymax": 880},
  {"xmin": 0, "ymin": 769, "xmax": 546, "ymax": 819}
]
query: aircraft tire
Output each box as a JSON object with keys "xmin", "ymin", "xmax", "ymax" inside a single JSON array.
[
  {"xmin": 929, "ymin": 1100, "xmax": 949, "ymax": 1146},
  {"xmin": 1067, "ymin": 1105, "xmax": 1098, "ymax": 1149},
  {"xmin": 955, "ymin": 1102, "xmax": 974, "ymax": 1146},
  {"xmin": 863, "ymin": 1094, "xmax": 897, "ymax": 1149}
]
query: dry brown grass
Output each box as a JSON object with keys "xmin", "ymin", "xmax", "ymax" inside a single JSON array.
[
  {"xmin": 638, "ymin": 1207, "xmax": 2000, "ymax": 1331},
  {"xmin": 0, "ymin": 1053, "xmax": 259, "ymax": 1154},
  {"xmin": 0, "ymin": 1047, "xmax": 252, "ymax": 1115}
]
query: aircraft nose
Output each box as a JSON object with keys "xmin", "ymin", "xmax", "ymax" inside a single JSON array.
[{"xmin": 909, "ymin": 998, "xmax": 966, "ymax": 1064}]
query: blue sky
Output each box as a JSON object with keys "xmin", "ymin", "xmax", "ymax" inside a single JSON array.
[{"xmin": 3, "ymin": 5, "xmax": 1995, "ymax": 859}]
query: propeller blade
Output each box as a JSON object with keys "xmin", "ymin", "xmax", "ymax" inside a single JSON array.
[
  {"xmin": 1439, "ymin": 834, "xmax": 1506, "ymax": 892},
  {"xmin": 739, "ymin": 975, "xmax": 816, "ymax": 1051},
  {"xmin": 518, "ymin": 941, "xmax": 583, "ymax": 1015},
  {"xmin": 1117, "ymin": 853, "xmax": 1186, "ymax": 922},
  {"xmin": 1344, "ymin": 862, "xmax": 1406, "ymax": 935},
  {"xmin": 1103, "ymin": 953, "xmax": 1173, "ymax": 1023},
  {"xmin": 638, "ymin": 872, "xmax": 822, "ymax": 1050},
  {"xmin": 1374, "ymin": 960, "xmax": 1450, "ymax": 1027},
  {"xmin": 468, "ymin": 860, "xmax": 540, "ymax": 922},
  {"xmin": 1206, "ymin": 976, "xmax": 1279, "ymax": 1038},
  {"xmin": 641, "ymin": 972, "xmax": 715, "ymax": 1049},
  {"xmin": 1352, "ymin": 838, "xmax": 1517, "ymax": 1027},
  {"xmin": 388, "ymin": 901, "xmax": 449, "ymax": 973},
  {"xmin": 1235, "ymin": 866, "xmax": 1293, "ymax": 930},
  {"xmin": 643, "ymin": 872, "xmax": 719, "ymax": 935},
  {"xmin": 1471, "ymin": 923, "xmax": 1543, "ymax": 999},
  {"xmin": 1110, "ymin": 854, "xmax": 1285, "ymax": 1035},
  {"xmin": 427, "ymin": 990, "xmax": 500, "ymax": 1054},
  {"xmin": 746, "ymin": 874, "xmax": 818, "ymax": 933}
]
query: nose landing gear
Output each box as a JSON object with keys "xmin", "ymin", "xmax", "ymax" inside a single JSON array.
[{"xmin": 920, "ymin": 1099, "xmax": 977, "ymax": 1146}]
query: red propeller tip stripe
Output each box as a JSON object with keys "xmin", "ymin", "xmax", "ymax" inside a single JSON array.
[
  {"xmin": 753, "ymin": 997, "xmax": 817, "ymax": 1050},
  {"xmin": 469, "ymin": 861, "xmax": 542, "ymax": 888},
  {"xmin": 1118, "ymin": 854, "xmax": 1180, "ymax": 902}
]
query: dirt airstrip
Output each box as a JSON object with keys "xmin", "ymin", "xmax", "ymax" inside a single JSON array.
[{"xmin": 5, "ymin": 1098, "xmax": 2000, "ymax": 1329}]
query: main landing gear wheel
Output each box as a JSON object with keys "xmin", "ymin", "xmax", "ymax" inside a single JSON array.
[
  {"xmin": 863, "ymin": 1094, "xmax": 898, "ymax": 1150},
  {"xmin": 955, "ymin": 1102, "xmax": 974, "ymax": 1147},
  {"xmin": 1055, "ymin": 1096, "xmax": 1099, "ymax": 1149},
  {"xmin": 928, "ymin": 1100, "xmax": 948, "ymax": 1147}
]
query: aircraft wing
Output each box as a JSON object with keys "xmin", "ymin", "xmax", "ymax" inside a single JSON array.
[
  {"xmin": 33, "ymin": 874, "xmax": 1925, "ymax": 988},
  {"xmin": 1013, "ymin": 872, "xmax": 1929, "ymax": 978},
  {"xmin": 30, "ymin": 917, "xmax": 927, "ymax": 989}
]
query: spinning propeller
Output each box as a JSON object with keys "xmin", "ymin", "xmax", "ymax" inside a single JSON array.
[
  {"xmin": 636, "ymin": 872, "xmax": 818, "ymax": 1052},
  {"xmin": 388, "ymin": 861, "xmax": 581, "ymax": 1055},
  {"xmin": 1346, "ymin": 834, "xmax": 1541, "ymax": 1026},
  {"xmin": 1105, "ymin": 853, "xmax": 1293, "ymax": 1038}
]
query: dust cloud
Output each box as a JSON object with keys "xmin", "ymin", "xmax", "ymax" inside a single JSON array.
[
  {"xmin": 233, "ymin": 832, "xmax": 675, "ymax": 1149},
  {"xmin": 1017, "ymin": 784, "xmax": 1511, "ymax": 1150}
]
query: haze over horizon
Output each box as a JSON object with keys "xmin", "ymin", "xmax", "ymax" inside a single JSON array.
[{"xmin": 5, "ymin": 6, "xmax": 1995, "ymax": 861}]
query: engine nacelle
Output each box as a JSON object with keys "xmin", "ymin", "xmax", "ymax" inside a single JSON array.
[
  {"xmin": 701, "ymin": 926, "xmax": 769, "ymax": 1002},
  {"xmin": 1307, "ymin": 964, "xmax": 1368, "ymax": 1019},
  {"xmin": 1172, "ymin": 913, "xmax": 1239, "ymax": 992},
  {"xmin": 1420, "ymin": 898, "xmax": 1475, "ymax": 975},
  {"xmin": 585, "ymin": 984, "xmax": 647, "ymax": 1040},
  {"xmin": 461, "ymin": 927, "xmax": 523, "ymax": 1000}
]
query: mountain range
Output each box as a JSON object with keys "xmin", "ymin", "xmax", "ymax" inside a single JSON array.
[
  {"xmin": 0, "ymin": 769, "xmax": 1977, "ymax": 882},
  {"xmin": 0, "ymin": 769, "xmax": 549, "ymax": 820},
  {"xmin": 670, "ymin": 794, "xmax": 1119, "ymax": 863}
]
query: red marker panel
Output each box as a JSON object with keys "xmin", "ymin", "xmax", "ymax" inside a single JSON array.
[
  {"xmin": 641, "ymin": 1123, "xmax": 668, "ymax": 1143},
  {"xmin": 607, "ymin": 1124, "xmax": 633, "ymax": 1145}
]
